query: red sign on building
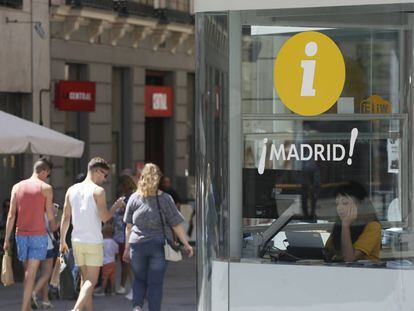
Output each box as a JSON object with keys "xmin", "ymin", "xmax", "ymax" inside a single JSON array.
[
  {"xmin": 55, "ymin": 80, "xmax": 96, "ymax": 112},
  {"xmin": 145, "ymin": 86, "xmax": 173, "ymax": 117}
]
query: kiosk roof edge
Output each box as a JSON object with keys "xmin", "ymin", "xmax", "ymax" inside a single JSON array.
[{"xmin": 194, "ymin": 0, "xmax": 413, "ymax": 13}]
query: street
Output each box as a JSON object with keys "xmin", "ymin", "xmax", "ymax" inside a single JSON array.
[{"xmin": 0, "ymin": 256, "xmax": 196, "ymax": 311}]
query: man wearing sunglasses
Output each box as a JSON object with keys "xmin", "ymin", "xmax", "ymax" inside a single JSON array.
[
  {"xmin": 60, "ymin": 157, "xmax": 125, "ymax": 311},
  {"xmin": 3, "ymin": 157, "xmax": 58, "ymax": 311}
]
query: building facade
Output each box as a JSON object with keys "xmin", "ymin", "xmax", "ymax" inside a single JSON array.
[
  {"xmin": 0, "ymin": 0, "xmax": 51, "ymax": 205},
  {"xmin": 49, "ymin": 0, "xmax": 195, "ymax": 204}
]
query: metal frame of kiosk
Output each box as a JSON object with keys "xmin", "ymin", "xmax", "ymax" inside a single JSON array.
[{"xmin": 195, "ymin": 1, "xmax": 414, "ymax": 310}]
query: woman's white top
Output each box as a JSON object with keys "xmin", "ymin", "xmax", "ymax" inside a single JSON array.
[
  {"xmin": 44, "ymin": 214, "xmax": 54, "ymax": 250},
  {"xmin": 69, "ymin": 182, "xmax": 103, "ymax": 244}
]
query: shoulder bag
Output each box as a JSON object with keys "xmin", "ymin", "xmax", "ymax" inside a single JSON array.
[{"xmin": 156, "ymin": 193, "xmax": 182, "ymax": 262}]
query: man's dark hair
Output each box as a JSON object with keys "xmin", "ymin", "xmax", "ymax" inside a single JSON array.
[
  {"xmin": 88, "ymin": 157, "xmax": 110, "ymax": 171},
  {"xmin": 34, "ymin": 157, "xmax": 53, "ymax": 173}
]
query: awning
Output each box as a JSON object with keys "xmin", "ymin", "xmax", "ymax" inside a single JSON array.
[
  {"xmin": 0, "ymin": 110, "xmax": 84, "ymax": 158},
  {"xmin": 194, "ymin": 0, "xmax": 408, "ymax": 12}
]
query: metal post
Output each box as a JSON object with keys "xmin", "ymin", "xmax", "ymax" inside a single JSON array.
[{"xmin": 228, "ymin": 11, "xmax": 243, "ymax": 258}]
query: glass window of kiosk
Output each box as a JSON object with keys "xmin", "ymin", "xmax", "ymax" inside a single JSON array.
[
  {"xmin": 240, "ymin": 7, "xmax": 413, "ymax": 265},
  {"xmin": 196, "ymin": 12, "xmax": 230, "ymax": 310}
]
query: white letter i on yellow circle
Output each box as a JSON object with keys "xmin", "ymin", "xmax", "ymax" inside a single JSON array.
[{"xmin": 300, "ymin": 41, "xmax": 318, "ymax": 97}]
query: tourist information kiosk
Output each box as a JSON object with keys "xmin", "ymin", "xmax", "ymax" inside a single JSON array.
[{"xmin": 195, "ymin": 1, "xmax": 414, "ymax": 310}]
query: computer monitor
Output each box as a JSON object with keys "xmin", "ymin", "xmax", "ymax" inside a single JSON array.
[
  {"xmin": 242, "ymin": 168, "xmax": 311, "ymax": 219},
  {"xmin": 285, "ymin": 231, "xmax": 326, "ymax": 260}
]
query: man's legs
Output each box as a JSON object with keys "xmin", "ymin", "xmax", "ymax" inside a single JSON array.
[
  {"xmin": 80, "ymin": 270, "xmax": 93, "ymax": 311},
  {"xmin": 73, "ymin": 265, "xmax": 100, "ymax": 311},
  {"xmin": 21, "ymin": 259, "xmax": 41, "ymax": 311},
  {"xmin": 33, "ymin": 257, "xmax": 54, "ymax": 300},
  {"xmin": 16, "ymin": 235, "xmax": 47, "ymax": 311}
]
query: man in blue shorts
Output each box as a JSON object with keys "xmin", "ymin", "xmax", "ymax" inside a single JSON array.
[{"xmin": 3, "ymin": 158, "xmax": 58, "ymax": 311}]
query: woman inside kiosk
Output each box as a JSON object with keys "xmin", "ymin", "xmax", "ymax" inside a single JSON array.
[{"xmin": 325, "ymin": 181, "xmax": 382, "ymax": 262}]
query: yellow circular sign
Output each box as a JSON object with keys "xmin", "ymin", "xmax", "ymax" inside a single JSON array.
[{"xmin": 274, "ymin": 31, "xmax": 345, "ymax": 116}]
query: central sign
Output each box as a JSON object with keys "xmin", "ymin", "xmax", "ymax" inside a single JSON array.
[
  {"xmin": 274, "ymin": 31, "xmax": 346, "ymax": 116},
  {"xmin": 55, "ymin": 80, "xmax": 96, "ymax": 112}
]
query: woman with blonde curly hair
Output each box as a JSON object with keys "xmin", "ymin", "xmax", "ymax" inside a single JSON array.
[{"xmin": 123, "ymin": 163, "xmax": 193, "ymax": 311}]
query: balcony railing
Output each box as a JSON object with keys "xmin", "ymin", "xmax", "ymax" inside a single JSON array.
[
  {"xmin": 0, "ymin": 0, "xmax": 23, "ymax": 9},
  {"xmin": 165, "ymin": 0, "xmax": 189, "ymax": 12},
  {"xmin": 65, "ymin": 0, "xmax": 193, "ymax": 24},
  {"xmin": 160, "ymin": 0, "xmax": 192, "ymax": 24},
  {"xmin": 126, "ymin": 1, "xmax": 155, "ymax": 18}
]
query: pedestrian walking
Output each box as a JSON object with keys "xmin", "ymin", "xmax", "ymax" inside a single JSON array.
[
  {"xmin": 66, "ymin": 172, "xmax": 87, "ymax": 293},
  {"xmin": 32, "ymin": 210, "xmax": 60, "ymax": 309},
  {"xmin": 113, "ymin": 174, "xmax": 137, "ymax": 299},
  {"xmin": 123, "ymin": 163, "xmax": 194, "ymax": 311},
  {"xmin": 59, "ymin": 157, "xmax": 125, "ymax": 311},
  {"xmin": 3, "ymin": 157, "xmax": 58, "ymax": 311},
  {"xmin": 94, "ymin": 224, "xmax": 118, "ymax": 296},
  {"xmin": 160, "ymin": 176, "xmax": 182, "ymax": 210}
]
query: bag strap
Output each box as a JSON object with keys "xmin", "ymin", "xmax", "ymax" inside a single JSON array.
[
  {"xmin": 46, "ymin": 227, "xmax": 55, "ymax": 243},
  {"xmin": 155, "ymin": 192, "xmax": 168, "ymax": 242}
]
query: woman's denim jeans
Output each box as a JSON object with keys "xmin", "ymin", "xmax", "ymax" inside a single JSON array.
[{"xmin": 130, "ymin": 239, "xmax": 167, "ymax": 311}]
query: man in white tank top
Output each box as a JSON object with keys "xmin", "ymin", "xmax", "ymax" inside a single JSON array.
[{"xmin": 60, "ymin": 157, "xmax": 125, "ymax": 311}]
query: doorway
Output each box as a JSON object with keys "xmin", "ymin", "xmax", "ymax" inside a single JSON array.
[
  {"xmin": 145, "ymin": 117, "xmax": 165, "ymax": 172},
  {"xmin": 145, "ymin": 70, "xmax": 168, "ymax": 172}
]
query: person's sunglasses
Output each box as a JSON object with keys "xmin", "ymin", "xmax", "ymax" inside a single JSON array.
[{"xmin": 98, "ymin": 169, "xmax": 108, "ymax": 178}]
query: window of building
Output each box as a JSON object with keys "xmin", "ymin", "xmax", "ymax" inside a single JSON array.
[
  {"xmin": 166, "ymin": 0, "xmax": 189, "ymax": 12},
  {"xmin": 240, "ymin": 8, "xmax": 410, "ymax": 263},
  {"xmin": 131, "ymin": 0, "xmax": 154, "ymax": 5},
  {"xmin": 0, "ymin": 0, "xmax": 23, "ymax": 9}
]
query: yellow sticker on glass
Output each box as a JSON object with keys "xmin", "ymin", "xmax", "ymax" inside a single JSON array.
[{"xmin": 274, "ymin": 31, "xmax": 345, "ymax": 116}]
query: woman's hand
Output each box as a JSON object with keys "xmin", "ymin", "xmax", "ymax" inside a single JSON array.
[
  {"xmin": 114, "ymin": 197, "xmax": 126, "ymax": 210},
  {"xmin": 123, "ymin": 246, "xmax": 131, "ymax": 263},
  {"xmin": 337, "ymin": 204, "xmax": 357, "ymax": 226},
  {"xmin": 60, "ymin": 241, "xmax": 69, "ymax": 254},
  {"xmin": 183, "ymin": 243, "xmax": 194, "ymax": 258}
]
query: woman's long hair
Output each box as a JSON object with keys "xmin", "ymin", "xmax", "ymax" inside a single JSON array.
[
  {"xmin": 331, "ymin": 181, "xmax": 378, "ymax": 250},
  {"xmin": 137, "ymin": 163, "xmax": 162, "ymax": 197},
  {"xmin": 117, "ymin": 174, "xmax": 137, "ymax": 197}
]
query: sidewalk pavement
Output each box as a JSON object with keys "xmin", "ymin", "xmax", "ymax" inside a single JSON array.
[{"xmin": 0, "ymin": 255, "xmax": 196, "ymax": 311}]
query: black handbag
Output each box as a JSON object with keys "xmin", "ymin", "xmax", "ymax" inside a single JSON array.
[{"xmin": 59, "ymin": 254, "xmax": 76, "ymax": 300}]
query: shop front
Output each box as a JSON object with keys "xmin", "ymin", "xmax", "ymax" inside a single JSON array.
[{"xmin": 195, "ymin": 1, "xmax": 414, "ymax": 310}]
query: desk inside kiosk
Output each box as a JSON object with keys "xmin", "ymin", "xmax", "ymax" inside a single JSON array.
[{"xmin": 242, "ymin": 168, "xmax": 414, "ymax": 268}]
